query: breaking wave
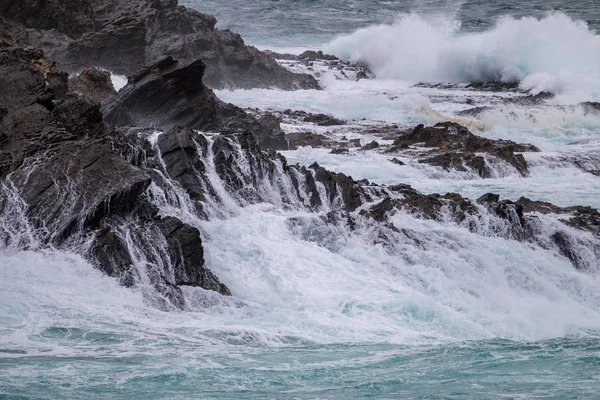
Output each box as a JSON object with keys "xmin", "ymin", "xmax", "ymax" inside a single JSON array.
[{"xmin": 325, "ymin": 12, "xmax": 600, "ymax": 99}]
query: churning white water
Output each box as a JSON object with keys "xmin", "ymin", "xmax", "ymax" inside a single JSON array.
[
  {"xmin": 3, "ymin": 7, "xmax": 600, "ymax": 399},
  {"xmin": 325, "ymin": 13, "xmax": 600, "ymax": 102}
]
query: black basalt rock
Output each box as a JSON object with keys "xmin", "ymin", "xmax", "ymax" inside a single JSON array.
[
  {"xmin": 157, "ymin": 216, "xmax": 231, "ymax": 296},
  {"xmin": 390, "ymin": 122, "xmax": 539, "ymax": 177}
]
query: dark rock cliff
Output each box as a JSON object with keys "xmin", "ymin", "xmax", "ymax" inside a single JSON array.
[{"xmin": 0, "ymin": 0, "xmax": 319, "ymax": 90}]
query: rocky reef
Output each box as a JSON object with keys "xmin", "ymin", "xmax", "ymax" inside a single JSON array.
[{"xmin": 1, "ymin": 3, "xmax": 599, "ymax": 311}]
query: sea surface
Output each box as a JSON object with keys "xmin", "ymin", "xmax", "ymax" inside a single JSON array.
[{"xmin": 3, "ymin": 1, "xmax": 600, "ymax": 399}]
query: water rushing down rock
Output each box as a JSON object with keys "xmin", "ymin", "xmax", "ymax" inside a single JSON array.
[
  {"xmin": 0, "ymin": 39, "xmax": 229, "ymax": 308},
  {"xmin": 1, "ymin": 30, "xmax": 599, "ymax": 311}
]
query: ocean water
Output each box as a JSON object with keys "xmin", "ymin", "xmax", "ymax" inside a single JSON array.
[{"xmin": 3, "ymin": 1, "xmax": 600, "ymax": 399}]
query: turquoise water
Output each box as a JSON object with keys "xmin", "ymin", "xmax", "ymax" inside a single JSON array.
[{"xmin": 3, "ymin": 338, "xmax": 600, "ymax": 399}]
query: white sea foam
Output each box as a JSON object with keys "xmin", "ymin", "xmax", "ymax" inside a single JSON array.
[
  {"xmin": 325, "ymin": 12, "xmax": 600, "ymax": 101},
  {"xmin": 110, "ymin": 73, "xmax": 128, "ymax": 92}
]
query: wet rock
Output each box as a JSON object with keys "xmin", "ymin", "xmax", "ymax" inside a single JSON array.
[
  {"xmin": 361, "ymin": 140, "xmax": 380, "ymax": 151},
  {"xmin": 298, "ymin": 50, "xmax": 338, "ymax": 61},
  {"xmin": 349, "ymin": 139, "xmax": 362, "ymax": 148},
  {"xmin": 0, "ymin": 41, "xmax": 231, "ymax": 306},
  {"xmin": 580, "ymin": 102, "xmax": 600, "ymax": 115},
  {"xmin": 414, "ymin": 82, "xmax": 520, "ymax": 92},
  {"xmin": 157, "ymin": 216, "xmax": 231, "ymax": 295},
  {"xmin": 1, "ymin": 0, "xmax": 319, "ymax": 90},
  {"xmin": 157, "ymin": 127, "xmax": 208, "ymax": 204},
  {"xmin": 389, "ymin": 158, "xmax": 405, "ymax": 165},
  {"xmin": 90, "ymin": 228, "xmax": 136, "ymax": 287},
  {"xmin": 457, "ymin": 106, "xmax": 492, "ymax": 117},
  {"xmin": 361, "ymin": 198, "xmax": 394, "ymax": 222},
  {"xmin": 330, "ymin": 147, "xmax": 349, "ymax": 154},
  {"xmin": 390, "ymin": 122, "xmax": 539, "ymax": 177},
  {"xmin": 272, "ymin": 49, "xmax": 375, "ymax": 81},
  {"xmin": 505, "ymin": 91, "xmax": 554, "ymax": 106},
  {"xmin": 69, "ymin": 67, "xmax": 117, "ymax": 103},
  {"xmin": 517, "ymin": 197, "xmax": 600, "ymax": 236},
  {"xmin": 477, "ymin": 193, "xmax": 500, "ymax": 204},
  {"xmin": 287, "ymin": 131, "xmax": 332, "ymax": 149},
  {"xmin": 282, "ymin": 109, "xmax": 346, "ymax": 126},
  {"xmin": 103, "ymin": 56, "xmax": 288, "ymax": 150},
  {"xmin": 309, "ymin": 162, "xmax": 368, "ymax": 211}
]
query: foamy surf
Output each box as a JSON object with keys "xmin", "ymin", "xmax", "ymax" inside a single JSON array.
[
  {"xmin": 325, "ymin": 12, "xmax": 600, "ymax": 101},
  {"xmin": 3, "ymin": 0, "xmax": 600, "ymax": 399}
]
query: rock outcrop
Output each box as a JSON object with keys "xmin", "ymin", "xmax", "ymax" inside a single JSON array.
[
  {"xmin": 1, "ymin": 30, "xmax": 597, "ymax": 313},
  {"xmin": 388, "ymin": 122, "xmax": 540, "ymax": 177},
  {"xmin": 267, "ymin": 49, "xmax": 375, "ymax": 82},
  {"xmin": 69, "ymin": 67, "xmax": 117, "ymax": 103},
  {"xmin": 0, "ymin": 0, "xmax": 319, "ymax": 90},
  {"xmin": 102, "ymin": 56, "xmax": 288, "ymax": 150},
  {"xmin": 0, "ymin": 40, "xmax": 229, "ymax": 308}
]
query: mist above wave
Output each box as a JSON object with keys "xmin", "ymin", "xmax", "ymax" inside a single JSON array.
[{"xmin": 325, "ymin": 12, "xmax": 600, "ymax": 99}]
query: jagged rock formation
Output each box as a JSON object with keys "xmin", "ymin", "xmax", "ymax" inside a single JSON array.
[
  {"xmin": 102, "ymin": 56, "xmax": 288, "ymax": 150},
  {"xmin": 1, "ymin": 34, "xmax": 598, "ymax": 312},
  {"xmin": 0, "ymin": 40, "xmax": 229, "ymax": 309},
  {"xmin": 267, "ymin": 49, "xmax": 375, "ymax": 81},
  {"xmin": 386, "ymin": 122, "xmax": 540, "ymax": 177},
  {"xmin": 0, "ymin": 0, "xmax": 319, "ymax": 90}
]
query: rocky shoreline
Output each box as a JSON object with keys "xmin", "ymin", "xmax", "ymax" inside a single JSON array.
[{"xmin": 1, "ymin": 0, "xmax": 599, "ymax": 309}]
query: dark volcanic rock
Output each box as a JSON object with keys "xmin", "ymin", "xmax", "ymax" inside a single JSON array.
[
  {"xmin": 517, "ymin": 197, "xmax": 600, "ymax": 235},
  {"xmin": 69, "ymin": 67, "xmax": 117, "ymax": 103},
  {"xmin": 282, "ymin": 109, "xmax": 346, "ymax": 126},
  {"xmin": 270, "ymin": 49, "xmax": 375, "ymax": 81},
  {"xmin": 287, "ymin": 131, "xmax": 332, "ymax": 149},
  {"xmin": 0, "ymin": 0, "xmax": 319, "ymax": 90},
  {"xmin": 157, "ymin": 216, "xmax": 231, "ymax": 295},
  {"xmin": 361, "ymin": 141, "xmax": 380, "ymax": 151},
  {"xmin": 389, "ymin": 122, "xmax": 539, "ymax": 177},
  {"xmin": 103, "ymin": 56, "xmax": 288, "ymax": 150},
  {"xmin": 414, "ymin": 82, "xmax": 521, "ymax": 92},
  {"xmin": 156, "ymin": 127, "xmax": 209, "ymax": 205},
  {"xmin": 298, "ymin": 50, "xmax": 338, "ymax": 61},
  {"xmin": 0, "ymin": 41, "xmax": 230, "ymax": 306},
  {"xmin": 90, "ymin": 227, "xmax": 136, "ymax": 287}
]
